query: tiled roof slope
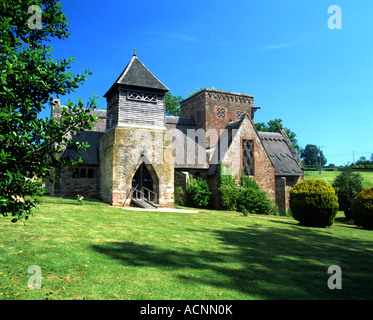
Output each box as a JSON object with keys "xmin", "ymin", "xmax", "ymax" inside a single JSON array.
[
  {"xmin": 61, "ymin": 131, "xmax": 104, "ymax": 165},
  {"xmin": 104, "ymin": 54, "xmax": 169, "ymax": 97},
  {"xmin": 259, "ymin": 132, "xmax": 303, "ymax": 176}
]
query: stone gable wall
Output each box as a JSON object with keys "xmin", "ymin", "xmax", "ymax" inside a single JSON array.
[{"xmin": 218, "ymin": 116, "xmax": 276, "ymax": 202}]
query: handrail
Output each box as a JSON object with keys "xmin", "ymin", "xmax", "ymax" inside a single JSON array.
[
  {"xmin": 142, "ymin": 186, "xmax": 158, "ymax": 205},
  {"xmin": 123, "ymin": 187, "xmax": 144, "ymax": 206},
  {"xmin": 124, "ymin": 188, "xmax": 135, "ymax": 206},
  {"xmin": 123, "ymin": 186, "xmax": 158, "ymax": 206}
]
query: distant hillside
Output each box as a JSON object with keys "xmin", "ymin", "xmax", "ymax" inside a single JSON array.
[{"xmin": 304, "ymin": 170, "xmax": 373, "ymax": 188}]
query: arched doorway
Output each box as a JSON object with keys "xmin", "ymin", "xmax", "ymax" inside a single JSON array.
[{"xmin": 131, "ymin": 162, "xmax": 158, "ymax": 204}]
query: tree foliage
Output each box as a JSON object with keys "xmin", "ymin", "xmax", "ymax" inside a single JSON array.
[
  {"xmin": 0, "ymin": 0, "xmax": 98, "ymax": 222},
  {"xmin": 164, "ymin": 92, "xmax": 183, "ymax": 116},
  {"xmin": 354, "ymin": 156, "xmax": 372, "ymax": 167},
  {"xmin": 300, "ymin": 144, "xmax": 327, "ymax": 167},
  {"xmin": 332, "ymin": 166, "xmax": 364, "ymax": 219},
  {"xmin": 255, "ymin": 118, "xmax": 300, "ymax": 154}
]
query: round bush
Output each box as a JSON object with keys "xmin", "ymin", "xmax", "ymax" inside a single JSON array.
[
  {"xmin": 289, "ymin": 179, "xmax": 339, "ymax": 227},
  {"xmin": 351, "ymin": 187, "xmax": 373, "ymax": 230}
]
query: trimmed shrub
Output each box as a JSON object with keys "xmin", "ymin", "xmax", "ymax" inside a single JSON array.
[
  {"xmin": 332, "ymin": 166, "xmax": 363, "ymax": 220},
  {"xmin": 289, "ymin": 179, "xmax": 339, "ymax": 227},
  {"xmin": 218, "ymin": 164, "xmax": 239, "ymax": 211},
  {"xmin": 186, "ymin": 175, "xmax": 212, "ymax": 208},
  {"xmin": 237, "ymin": 187, "xmax": 271, "ymax": 215},
  {"xmin": 217, "ymin": 165, "xmax": 276, "ymax": 215},
  {"xmin": 240, "ymin": 174, "xmax": 260, "ymax": 190},
  {"xmin": 218, "ymin": 184, "xmax": 240, "ymax": 211},
  {"xmin": 351, "ymin": 187, "xmax": 373, "ymax": 230}
]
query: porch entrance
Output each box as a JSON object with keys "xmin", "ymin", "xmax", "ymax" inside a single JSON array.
[
  {"xmin": 132, "ymin": 163, "xmax": 153, "ymax": 193},
  {"xmin": 130, "ymin": 163, "xmax": 158, "ymax": 208}
]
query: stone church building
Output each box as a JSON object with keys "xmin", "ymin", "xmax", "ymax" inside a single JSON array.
[{"xmin": 46, "ymin": 52, "xmax": 303, "ymax": 215}]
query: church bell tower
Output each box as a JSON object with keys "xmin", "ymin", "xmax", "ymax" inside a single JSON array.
[{"xmin": 100, "ymin": 52, "xmax": 174, "ymax": 208}]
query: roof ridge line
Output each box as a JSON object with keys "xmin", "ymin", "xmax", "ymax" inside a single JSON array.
[
  {"xmin": 133, "ymin": 57, "xmax": 169, "ymax": 91},
  {"xmin": 117, "ymin": 55, "xmax": 136, "ymax": 84}
]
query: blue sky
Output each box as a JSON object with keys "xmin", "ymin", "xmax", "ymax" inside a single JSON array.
[{"xmin": 45, "ymin": 0, "xmax": 373, "ymax": 165}]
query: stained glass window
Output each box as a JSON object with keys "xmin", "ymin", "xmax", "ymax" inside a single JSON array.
[{"xmin": 242, "ymin": 139, "xmax": 255, "ymax": 176}]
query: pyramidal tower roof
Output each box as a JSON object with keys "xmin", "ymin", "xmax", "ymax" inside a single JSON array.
[{"xmin": 104, "ymin": 51, "xmax": 169, "ymax": 97}]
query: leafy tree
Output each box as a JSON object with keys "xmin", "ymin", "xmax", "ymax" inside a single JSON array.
[
  {"xmin": 255, "ymin": 118, "xmax": 300, "ymax": 154},
  {"xmin": 188, "ymin": 88, "xmax": 205, "ymax": 97},
  {"xmin": 300, "ymin": 144, "xmax": 327, "ymax": 167},
  {"xmin": 332, "ymin": 166, "xmax": 364, "ymax": 220},
  {"xmin": 164, "ymin": 92, "xmax": 183, "ymax": 116},
  {"xmin": 0, "ymin": 0, "xmax": 98, "ymax": 222},
  {"xmin": 354, "ymin": 156, "xmax": 372, "ymax": 166}
]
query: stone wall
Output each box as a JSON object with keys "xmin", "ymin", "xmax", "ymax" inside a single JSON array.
[
  {"xmin": 180, "ymin": 89, "xmax": 255, "ymax": 148},
  {"xmin": 100, "ymin": 126, "xmax": 174, "ymax": 207},
  {"xmin": 275, "ymin": 175, "xmax": 303, "ymax": 215},
  {"xmin": 46, "ymin": 165, "xmax": 100, "ymax": 199},
  {"xmin": 99, "ymin": 128, "xmax": 115, "ymax": 204},
  {"xmin": 180, "ymin": 91, "xmax": 206, "ymax": 131},
  {"xmin": 275, "ymin": 177, "xmax": 287, "ymax": 216}
]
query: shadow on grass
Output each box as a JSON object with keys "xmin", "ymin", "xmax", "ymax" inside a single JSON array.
[{"xmin": 91, "ymin": 223, "xmax": 373, "ymax": 300}]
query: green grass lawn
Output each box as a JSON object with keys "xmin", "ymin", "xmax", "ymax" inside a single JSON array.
[
  {"xmin": 304, "ymin": 170, "xmax": 373, "ymax": 188},
  {"xmin": 1, "ymin": 197, "xmax": 372, "ymax": 300}
]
